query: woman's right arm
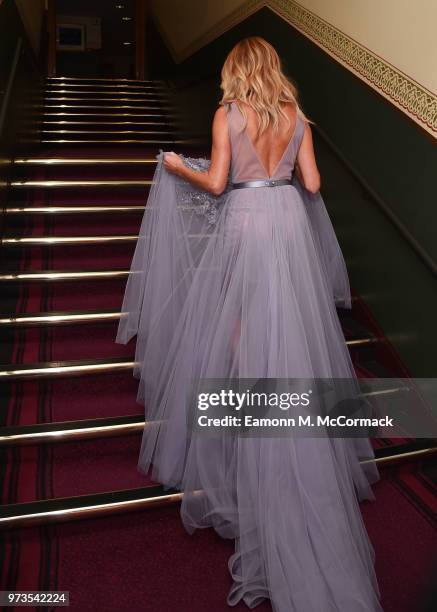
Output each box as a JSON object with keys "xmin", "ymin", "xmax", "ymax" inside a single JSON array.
[
  {"xmin": 296, "ymin": 122, "xmax": 321, "ymax": 194},
  {"xmin": 163, "ymin": 106, "xmax": 231, "ymax": 195}
]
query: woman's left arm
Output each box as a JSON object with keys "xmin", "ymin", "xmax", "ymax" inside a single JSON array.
[{"xmin": 163, "ymin": 106, "xmax": 231, "ymax": 196}]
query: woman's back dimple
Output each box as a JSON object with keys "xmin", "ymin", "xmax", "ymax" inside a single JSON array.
[{"xmin": 226, "ymin": 100, "xmax": 304, "ymax": 183}]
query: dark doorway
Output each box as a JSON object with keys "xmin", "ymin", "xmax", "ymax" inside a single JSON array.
[{"xmin": 55, "ymin": 0, "xmax": 136, "ymax": 78}]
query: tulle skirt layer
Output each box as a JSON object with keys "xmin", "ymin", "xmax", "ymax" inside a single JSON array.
[{"xmin": 116, "ymin": 158, "xmax": 383, "ymax": 611}]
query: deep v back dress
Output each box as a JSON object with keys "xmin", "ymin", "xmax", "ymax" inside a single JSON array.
[
  {"xmin": 115, "ymin": 101, "xmax": 384, "ymax": 611},
  {"xmin": 226, "ymin": 100, "xmax": 303, "ymax": 181}
]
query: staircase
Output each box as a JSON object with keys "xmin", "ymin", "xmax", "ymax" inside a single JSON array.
[{"xmin": 1, "ymin": 77, "xmax": 436, "ymax": 611}]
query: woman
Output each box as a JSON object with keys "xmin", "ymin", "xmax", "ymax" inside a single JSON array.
[{"xmin": 116, "ymin": 37, "xmax": 383, "ymax": 611}]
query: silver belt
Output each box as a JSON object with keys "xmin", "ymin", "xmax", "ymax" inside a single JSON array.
[{"xmin": 231, "ymin": 178, "xmax": 293, "ymax": 189}]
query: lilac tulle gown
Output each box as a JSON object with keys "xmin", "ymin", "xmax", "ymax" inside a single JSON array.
[{"xmin": 115, "ymin": 101, "xmax": 384, "ymax": 611}]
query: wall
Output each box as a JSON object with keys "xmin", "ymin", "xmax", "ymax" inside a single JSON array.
[
  {"xmin": 55, "ymin": 0, "xmax": 136, "ymax": 78},
  {"xmin": 150, "ymin": 0, "xmax": 436, "ymax": 137},
  {"xmin": 150, "ymin": 0, "xmax": 240, "ymax": 59},
  {"xmin": 14, "ymin": 0, "xmax": 45, "ymax": 55},
  {"xmin": 0, "ymin": 0, "xmax": 44, "ymax": 236},
  {"xmin": 295, "ymin": 0, "xmax": 436, "ymax": 94}
]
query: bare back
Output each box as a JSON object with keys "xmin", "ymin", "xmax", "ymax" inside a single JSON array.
[{"xmin": 225, "ymin": 100, "xmax": 305, "ymax": 183}]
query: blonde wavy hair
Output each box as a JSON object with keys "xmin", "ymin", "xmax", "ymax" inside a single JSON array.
[{"xmin": 219, "ymin": 36, "xmax": 311, "ymax": 136}]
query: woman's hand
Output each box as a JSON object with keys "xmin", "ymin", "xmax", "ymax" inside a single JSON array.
[{"xmin": 163, "ymin": 151, "xmax": 185, "ymax": 176}]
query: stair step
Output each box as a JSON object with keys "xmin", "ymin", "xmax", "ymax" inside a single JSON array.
[
  {"xmin": 1, "ymin": 444, "xmax": 435, "ymax": 527},
  {"xmin": 2, "ymin": 235, "xmax": 138, "ymax": 245},
  {"xmin": 0, "ymin": 411, "xmax": 432, "ymax": 453},
  {"xmin": 36, "ymin": 141, "xmax": 175, "ymax": 146},
  {"xmin": 5, "ymin": 205, "xmax": 145, "ymax": 214},
  {"xmin": 0, "ymin": 309, "xmax": 122, "ymax": 326},
  {"xmin": 43, "ymin": 121, "xmax": 170, "ymax": 126},
  {"xmin": 346, "ymin": 337, "xmax": 379, "ymax": 347},
  {"xmin": 40, "ymin": 139, "xmax": 203, "ymax": 145},
  {"xmin": 38, "ymin": 140, "xmax": 167, "ymax": 144},
  {"xmin": 42, "ymin": 129, "xmax": 175, "ymax": 135},
  {"xmin": 0, "ymin": 269, "xmax": 129, "ymax": 281},
  {"xmin": 46, "ymin": 83, "xmax": 166, "ymax": 91},
  {"xmin": 46, "ymin": 76, "xmax": 166, "ymax": 84},
  {"xmin": 41, "ymin": 134, "xmax": 199, "ymax": 147},
  {"xmin": 0, "ymin": 357, "xmax": 134, "ymax": 379},
  {"xmin": 44, "ymin": 97, "xmax": 170, "ymax": 104},
  {"xmin": 0, "ymin": 336, "xmax": 377, "ymax": 379},
  {"xmin": 44, "ymin": 105, "xmax": 170, "ymax": 111},
  {"xmin": 0, "ymin": 306, "xmax": 358, "ymax": 327},
  {"xmin": 0, "ymin": 307, "xmax": 357, "ymax": 327},
  {"xmin": 14, "ymin": 157, "xmax": 157, "ymax": 165},
  {"xmin": 0, "ymin": 271, "xmax": 374, "ymax": 303},
  {"xmin": 11, "ymin": 179, "xmax": 152, "ymax": 187},
  {"xmin": 44, "ymin": 112, "xmax": 171, "ymax": 118},
  {"xmin": 46, "ymin": 90, "xmax": 168, "ymax": 97},
  {"xmin": 0, "ymin": 414, "xmax": 144, "ymax": 446},
  {"xmin": 1, "ymin": 228, "xmax": 236, "ymax": 244},
  {"xmin": 0, "ymin": 485, "xmax": 180, "ymax": 528}
]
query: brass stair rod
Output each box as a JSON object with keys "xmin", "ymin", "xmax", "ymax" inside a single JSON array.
[{"xmin": 0, "ymin": 446, "xmax": 435, "ymax": 528}]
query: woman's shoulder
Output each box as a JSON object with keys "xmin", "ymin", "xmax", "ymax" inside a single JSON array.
[
  {"xmin": 215, "ymin": 104, "xmax": 229, "ymax": 118},
  {"xmin": 216, "ymin": 101, "xmax": 236, "ymax": 116},
  {"xmin": 212, "ymin": 105, "xmax": 231, "ymax": 128}
]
